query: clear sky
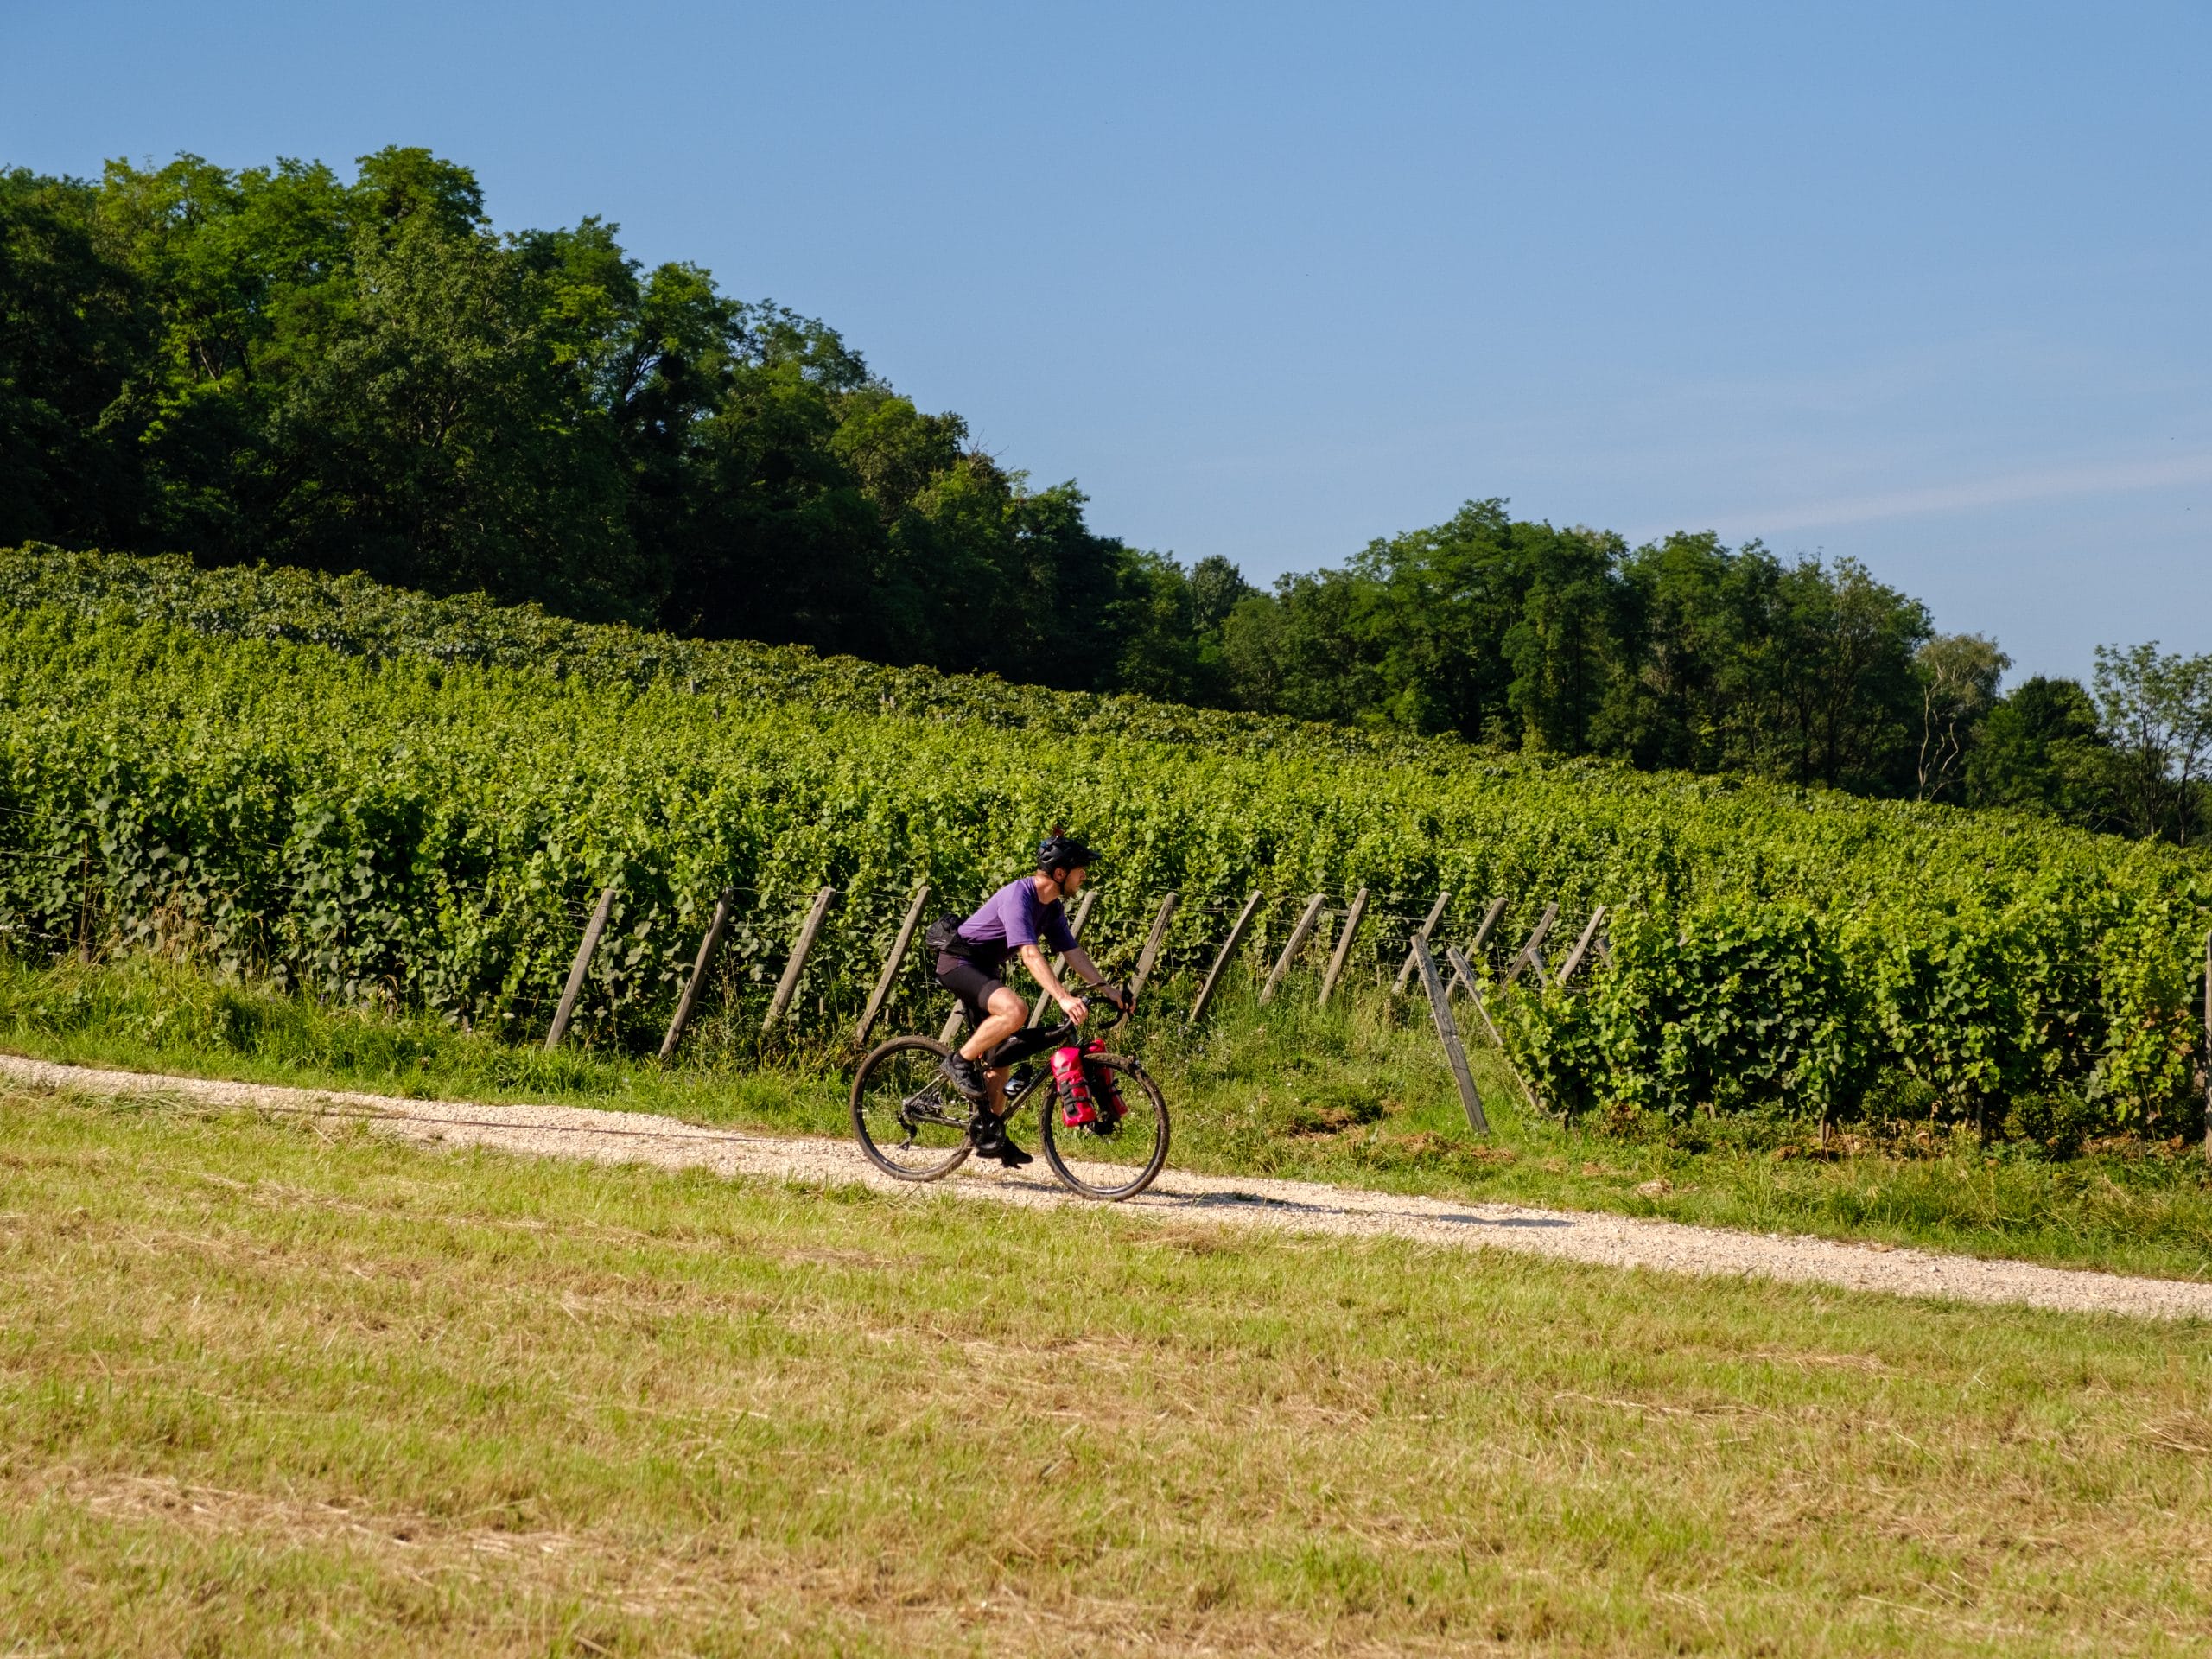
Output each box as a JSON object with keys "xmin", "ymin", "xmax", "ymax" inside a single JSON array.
[{"xmin": 6, "ymin": 0, "xmax": 2206, "ymax": 681}]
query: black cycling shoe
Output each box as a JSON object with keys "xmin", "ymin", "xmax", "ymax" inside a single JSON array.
[
  {"xmin": 969, "ymin": 1109, "xmax": 1034, "ymax": 1168},
  {"xmin": 938, "ymin": 1052, "xmax": 987, "ymax": 1103}
]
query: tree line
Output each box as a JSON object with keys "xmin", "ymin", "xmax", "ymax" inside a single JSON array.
[{"xmin": 3, "ymin": 148, "xmax": 2206, "ymax": 842}]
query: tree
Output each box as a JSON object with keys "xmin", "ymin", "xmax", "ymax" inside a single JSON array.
[
  {"xmin": 1967, "ymin": 676, "xmax": 2115, "ymax": 826},
  {"xmin": 1608, "ymin": 532, "xmax": 1783, "ymax": 774},
  {"xmin": 1764, "ymin": 557, "xmax": 1931, "ymax": 793},
  {"xmin": 1344, "ymin": 499, "xmax": 1529, "ymax": 741},
  {"xmin": 0, "ymin": 169, "xmax": 146, "ymax": 546},
  {"xmin": 2092, "ymin": 644, "xmax": 2212, "ymax": 845},
  {"xmin": 1914, "ymin": 632, "xmax": 2009, "ymax": 802},
  {"xmin": 279, "ymin": 210, "xmax": 642, "ymax": 618},
  {"xmin": 1503, "ymin": 524, "xmax": 1626, "ymax": 754},
  {"xmin": 1188, "ymin": 555, "xmax": 1254, "ymax": 632},
  {"xmin": 1222, "ymin": 572, "xmax": 1387, "ymax": 724}
]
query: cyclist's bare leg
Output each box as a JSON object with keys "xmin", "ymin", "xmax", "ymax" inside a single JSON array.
[{"xmin": 959, "ymin": 986, "xmax": 1028, "ymax": 1113}]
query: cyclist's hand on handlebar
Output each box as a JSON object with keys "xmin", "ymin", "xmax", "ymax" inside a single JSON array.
[{"xmin": 1058, "ymin": 993, "xmax": 1090, "ymax": 1026}]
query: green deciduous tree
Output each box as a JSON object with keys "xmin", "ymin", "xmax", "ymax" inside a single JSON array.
[
  {"xmin": 0, "ymin": 169, "xmax": 146, "ymax": 546},
  {"xmin": 1968, "ymin": 676, "xmax": 2115, "ymax": 826},
  {"xmin": 2092, "ymin": 643, "xmax": 2212, "ymax": 845},
  {"xmin": 1915, "ymin": 632, "xmax": 2010, "ymax": 802}
]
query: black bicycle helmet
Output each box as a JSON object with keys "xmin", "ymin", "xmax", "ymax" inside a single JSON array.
[{"xmin": 1037, "ymin": 828, "xmax": 1096, "ymax": 874}]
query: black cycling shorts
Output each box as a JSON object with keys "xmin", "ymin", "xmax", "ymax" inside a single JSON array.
[{"xmin": 935, "ymin": 951, "xmax": 1008, "ymax": 1027}]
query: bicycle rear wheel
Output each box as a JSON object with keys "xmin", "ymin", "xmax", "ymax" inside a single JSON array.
[
  {"xmin": 1037, "ymin": 1053, "xmax": 1170, "ymax": 1201},
  {"xmin": 851, "ymin": 1035, "xmax": 973, "ymax": 1181}
]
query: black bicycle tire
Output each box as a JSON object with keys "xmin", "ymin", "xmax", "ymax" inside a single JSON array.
[
  {"xmin": 1037, "ymin": 1052, "xmax": 1170, "ymax": 1201},
  {"xmin": 850, "ymin": 1033, "xmax": 973, "ymax": 1182}
]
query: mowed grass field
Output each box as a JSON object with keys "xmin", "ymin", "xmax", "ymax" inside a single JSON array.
[{"xmin": 3, "ymin": 1092, "xmax": 2210, "ymax": 1655}]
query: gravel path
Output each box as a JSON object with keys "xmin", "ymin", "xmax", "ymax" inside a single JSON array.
[{"xmin": 7, "ymin": 1052, "xmax": 2209, "ymax": 1322}]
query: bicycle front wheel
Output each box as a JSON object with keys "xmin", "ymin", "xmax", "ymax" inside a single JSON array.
[
  {"xmin": 1037, "ymin": 1053, "xmax": 1170, "ymax": 1201},
  {"xmin": 851, "ymin": 1035, "xmax": 973, "ymax": 1182}
]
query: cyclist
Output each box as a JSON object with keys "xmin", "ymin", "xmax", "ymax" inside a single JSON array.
[{"xmin": 935, "ymin": 831, "xmax": 1122, "ymax": 1167}]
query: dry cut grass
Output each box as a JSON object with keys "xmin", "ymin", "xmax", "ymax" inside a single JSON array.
[{"xmin": 2, "ymin": 1089, "xmax": 2210, "ymax": 1655}]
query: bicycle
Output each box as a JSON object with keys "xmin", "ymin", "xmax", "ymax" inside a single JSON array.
[{"xmin": 849, "ymin": 995, "xmax": 1170, "ymax": 1201}]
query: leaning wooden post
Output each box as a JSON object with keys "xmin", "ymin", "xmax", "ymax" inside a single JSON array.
[
  {"xmin": 1446, "ymin": 944, "xmax": 1483, "ymax": 1002},
  {"xmin": 1444, "ymin": 893, "xmax": 1508, "ymax": 1003},
  {"xmin": 1555, "ymin": 906, "xmax": 1608, "ymax": 988},
  {"xmin": 854, "ymin": 881, "xmax": 931, "ymax": 1048},
  {"xmin": 544, "ymin": 885, "xmax": 617, "ymax": 1052},
  {"xmin": 1127, "ymin": 891, "xmax": 1179, "ymax": 1004},
  {"xmin": 939, "ymin": 1005, "xmax": 967, "ymax": 1047},
  {"xmin": 1444, "ymin": 943, "xmax": 1504, "ymax": 1047},
  {"xmin": 762, "ymin": 886, "xmax": 836, "ymax": 1033},
  {"xmin": 659, "ymin": 887, "xmax": 735, "ymax": 1059},
  {"xmin": 1392, "ymin": 891, "xmax": 1452, "ymax": 995},
  {"xmin": 1469, "ymin": 895, "xmax": 1510, "ymax": 958},
  {"xmin": 1448, "ymin": 942, "xmax": 1544, "ymax": 1116},
  {"xmin": 1189, "ymin": 891, "xmax": 1265, "ymax": 1027},
  {"xmin": 1030, "ymin": 886, "xmax": 1100, "ymax": 1023},
  {"xmin": 1412, "ymin": 938, "xmax": 1488, "ymax": 1135},
  {"xmin": 1260, "ymin": 893, "xmax": 1327, "ymax": 1006},
  {"xmin": 1501, "ymin": 902, "xmax": 1560, "ymax": 987},
  {"xmin": 1317, "ymin": 887, "xmax": 1370, "ymax": 1007}
]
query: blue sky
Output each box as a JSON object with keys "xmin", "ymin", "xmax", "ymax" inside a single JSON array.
[{"xmin": 6, "ymin": 0, "xmax": 2206, "ymax": 680}]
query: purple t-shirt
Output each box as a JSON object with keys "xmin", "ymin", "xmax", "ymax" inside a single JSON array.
[{"xmin": 957, "ymin": 877, "xmax": 1077, "ymax": 973}]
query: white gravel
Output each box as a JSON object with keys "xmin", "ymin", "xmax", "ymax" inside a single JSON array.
[{"xmin": 7, "ymin": 1052, "xmax": 2209, "ymax": 1322}]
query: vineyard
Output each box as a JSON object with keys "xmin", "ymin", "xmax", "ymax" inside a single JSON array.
[{"xmin": 0, "ymin": 545, "xmax": 2205, "ymax": 1137}]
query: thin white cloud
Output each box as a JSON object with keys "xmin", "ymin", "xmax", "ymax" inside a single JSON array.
[{"xmin": 1706, "ymin": 449, "xmax": 2212, "ymax": 537}]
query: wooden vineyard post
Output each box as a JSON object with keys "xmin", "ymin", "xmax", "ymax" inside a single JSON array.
[
  {"xmin": 1501, "ymin": 902, "xmax": 1560, "ymax": 987},
  {"xmin": 545, "ymin": 885, "xmax": 618, "ymax": 1052},
  {"xmin": 855, "ymin": 881, "xmax": 931, "ymax": 1048},
  {"xmin": 1442, "ymin": 898, "xmax": 1507, "ymax": 1001},
  {"xmin": 763, "ymin": 886, "xmax": 836, "ymax": 1033},
  {"xmin": 1469, "ymin": 895, "xmax": 1510, "ymax": 958},
  {"xmin": 1444, "ymin": 944, "xmax": 1504, "ymax": 1048},
  {"xmin": 1448, "ymin": 942, "xmax": 1544, "ymax": 1116},
  {"xmin": 1392, "ymin": 892, "xmax": 1452, "ymax": 996},
  {"xmin": 1190, "ymin": 891, "xmax": 1265, "ymax": 1027},
  {"xmin": 1555, "ymin": 906, "xmax": 1608, "ymax": 988},
  {"xmin": 1446, "ymin": 946, "xmax": 1479, "ymax": 1001},
  {"xmin": 1030, "ymin": 886, "xmax": 1099, "ymax": 1024},
  {"xmin": 1412, "ymin": 938, "xmax": 1488, "ymax": 1135},
  {"xmin": 1126, "ymin": 891, "xmax": 1179, "ymax": 1006},
  {"xmin": 1260, "ymin": 893, "xmax": 1326, "ymax": 1006},
  {"xmin": 939, "ymin": 1005, "xmax": 966, "ymax": 1047},
  {"xmin": 659, "ymin": 887, "xmax": 735, "ymax": 1059},
  {"xmin": 1317, "ymin": 887, "xmax": 1370, "ymax": 1007}
]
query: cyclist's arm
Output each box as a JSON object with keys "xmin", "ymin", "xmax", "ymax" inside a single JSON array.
[
  {"xmin": 1018, "ymin": 942, "xmax": 1078, "ymax": 1011},
  {"xmin": 1062, "ymin": 947, "xmax": 1111, "ymax": 995},
  {"xmin": 1018, "ymin": 943, "xmax": 1111, "ymax": 1019}
]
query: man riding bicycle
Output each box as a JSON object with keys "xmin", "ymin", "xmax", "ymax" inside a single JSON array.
[{"xmin": 934, "ymin": 831, "xmax": 1123, "ymax": 1168}]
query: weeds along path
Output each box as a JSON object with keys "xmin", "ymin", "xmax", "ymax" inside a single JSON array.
[{"xmin": 7, "ymin": 1052, "xmax": 2208, "ymax": 1322}]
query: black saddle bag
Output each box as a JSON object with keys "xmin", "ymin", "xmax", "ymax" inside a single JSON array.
[{"xmin": 923, "ymin": 914, "xmax": 974, "ymax": 961}]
